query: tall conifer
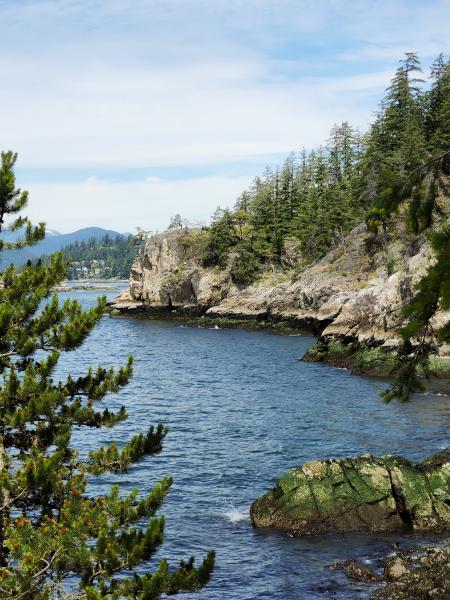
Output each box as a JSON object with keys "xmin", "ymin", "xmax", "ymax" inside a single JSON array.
[{"xmin": 0, "ymin": 152, "xmax": 214, "ymax": 599}]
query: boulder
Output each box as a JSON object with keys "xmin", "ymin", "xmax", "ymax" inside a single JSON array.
[{"xmin": 250, "ymin": 452, "xmax": 450, "ymax": 535}]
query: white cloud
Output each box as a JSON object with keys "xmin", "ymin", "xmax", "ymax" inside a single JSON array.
[
  {"xmin": 0, "ymin": 0, "xmax": 448, "ymax": 230},
  {"xmin": 0, "ymin": 56, "xmax": 389, "ymax": 169},
  {"xmin": 24, "ymin": 174, "xmax": 252, "ymax": 232}
]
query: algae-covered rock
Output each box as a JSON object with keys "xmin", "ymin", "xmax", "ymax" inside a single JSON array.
[{"xmin": 250, "ymin": 452, "xmax": 450, "ymax": 534}]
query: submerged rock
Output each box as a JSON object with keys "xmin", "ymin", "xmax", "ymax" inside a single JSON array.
[
  {"xmin": 250, "ymin": 452, "xmax": 450, "ymax": 534},
  {"xmin": 330, "ymin": 559, "xmax": 383, "ymax": 583},
  {"xmin": 370, "ymin": 545, "xmax": 450, "ymax": 599}
]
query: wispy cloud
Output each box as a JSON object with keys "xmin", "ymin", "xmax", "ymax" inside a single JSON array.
[
  {"xmin": 0, "ymin": 0, "xmax": 449, "ymax": 230},
  {"xmin": 25, "ymin": 174, "xmax": 252, "ymax": 233}
]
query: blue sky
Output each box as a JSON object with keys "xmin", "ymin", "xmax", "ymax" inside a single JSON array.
[{"xmin": 1, "ymin": 0, "xmax": 449, "ymax": 232}]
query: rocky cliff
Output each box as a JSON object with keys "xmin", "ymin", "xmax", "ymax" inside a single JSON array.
[
  {"xmin": 111, "ymin": 216, "xmax": 450, "ymax": 362},
  {"xmin": 111, "ymin": 228, "xmax": 228, "ymax": 314}
]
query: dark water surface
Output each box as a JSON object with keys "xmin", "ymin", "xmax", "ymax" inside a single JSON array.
[{"xmin": 60, "ymin": 285, "xmax": 450, "ymax": 599}]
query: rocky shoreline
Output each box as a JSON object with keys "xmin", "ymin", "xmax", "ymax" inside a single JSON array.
[
  {"xmin": 250, "ymin": 452, "xmax": 450, "ymax": 597},
  {"xmin": 109, "ymin": 223, "xmax": 450, "ymax": 380},
  {"xmin": 108, "ymin": 226, "xmax": 450, "ymax": 597},
  {"xmin": 331, "ymin": 543, "xmax": 450, "ymax": 599}
]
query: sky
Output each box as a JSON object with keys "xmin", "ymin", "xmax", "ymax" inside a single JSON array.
[{"xmin": 1, "ymin": 0, "xmax": 449, "ymax": 233}]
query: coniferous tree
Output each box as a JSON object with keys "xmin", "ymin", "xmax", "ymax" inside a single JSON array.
[
  {"xmin": 202, "ymin": 122, "xmax": 364, "ymax": 280},
  {"xmin": 199, "ymin": 51, "xmax": 450, "ymax": 402},
  {"xmin": 362, "ymin": 53, "xmax": 450, "ymax": 402},
  {"xmin": 427, "ymin": 55, "xmax": 450, "ymax": 154},
  {"xmin": 0, "ymin": 151, "xmax": 214, "ymax": 598}
]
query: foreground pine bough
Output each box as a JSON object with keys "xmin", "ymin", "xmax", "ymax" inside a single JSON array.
[
  {"xmin": 250, "ymin": 452, "xmax": 450, "ymax": 534},
  {"xmin": 0, "ymin": 151, "xmax": 215, "ymax": 599}
]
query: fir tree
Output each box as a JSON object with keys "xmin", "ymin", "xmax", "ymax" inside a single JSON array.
[{"xmin": 0, "ymin": 151, "xmax": 214, "ymax": 598}]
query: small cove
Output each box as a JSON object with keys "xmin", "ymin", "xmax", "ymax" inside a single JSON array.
[{"xmin": 61, "ymin": 285, "xmax": 450, "ymax": 599}]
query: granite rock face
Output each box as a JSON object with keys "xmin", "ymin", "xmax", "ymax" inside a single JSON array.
[
  {"xmin": 250, "ymin": 452, "xmax": 450, "ymax": 535},
  {"xmin": 110, "ymin": 221, "xmax": 449, "ymax": 353},
  {"xmin": 113, "ymin": 228, "xmax": 228, "ymax": 313}
]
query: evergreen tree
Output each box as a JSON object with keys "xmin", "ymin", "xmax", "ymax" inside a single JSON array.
[
  {"xmin": 381, "ymin": 149, "xmax": 450, "ymax": 402},
  {"xmin": 0, "ymin": 151, "xmax": 45, "ymax": 252},
  {"xmin": 202, "ymin": 207, "xmax": 237, "ymax": 267},
  {"xmin": 202, "ymin": 122, "xmax": 364, "ymax": 278},
  {"xmin": 0, "ymin": 151, "xmax": 214, "ymax": 598},
  {"xmin": 427, "ymin": 55, "xmax": 450, "ymax": 154},
  {"xmin": 168, "ymin": 214, "xmax": 184, "ymax": 230},
  {"xmin": 199, "ymin": 51, "xmax": 449, "ymax": 403},
  {"xmin": 382, "ymin": 218, "xmax": 450, "ymax": 403},
  {"xmin": 47, "ymin": 234, "xmax": 138, "ymax": 280}
]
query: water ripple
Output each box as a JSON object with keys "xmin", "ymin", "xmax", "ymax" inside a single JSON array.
[{"xmin": 55, "ymin": 286, "xmax": 450, "ymax": 599}]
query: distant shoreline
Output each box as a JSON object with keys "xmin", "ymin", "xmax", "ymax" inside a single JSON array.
[
  {"xmin": 65, "ymin": 278, "xmax": 128, "ymax": 283},
  {"xmin": 53, "ymin": 279, "xmax": 129, "ymax": 292}
]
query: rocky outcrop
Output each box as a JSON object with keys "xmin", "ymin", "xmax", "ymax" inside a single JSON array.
[
  {"xmin": 370, "ymin": 545, "xmax": 450, "ymax": 599},
  {"xmin": 205, "ymin": 222, "xmax": 449, "ymax": 352},
  {"xmin": 111, "ymin": 228, "xmax": 228, "ymax": 314},
  {"xmin": 250, "ymin": 452, "xmax": 450, "ymax": 535},
  {"xmin": 110, "ymin": 215, "xmax": 449, "ymax": 358},
  {"xmin": 331, "ymin": 544, "xmax": 450, "ymax": 599}
]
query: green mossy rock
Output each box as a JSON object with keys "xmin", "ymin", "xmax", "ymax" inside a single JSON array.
[{"xmin": 250, "ymin": 452, "xmax": 450, "ymax": 534}]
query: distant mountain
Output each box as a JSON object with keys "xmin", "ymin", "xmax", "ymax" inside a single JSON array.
[{"xmin": 0, "ymin": 227, "xmax": 131, "ymax": 267}]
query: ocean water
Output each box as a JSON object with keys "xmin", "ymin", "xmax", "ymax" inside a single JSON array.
[{"xmin": 58, "ymin": 284, "xmax": 450, "ymax": 599}]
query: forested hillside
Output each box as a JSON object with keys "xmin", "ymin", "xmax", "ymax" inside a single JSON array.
[
  {"xmin": 153, "ymin": 51, "xmax": 448, "ymax": 401},
  {"xmin": 0, "ymin": 226, "xmax": 128, "ymax": 268},
  {"xmin": 199, "ymin": 52, "xmax": 449, "ymax": 291},
  {"xmin": 44, "ymin": 233, "xmax": 137, "ymax": 279},
  {"xmin": 202, "ymin": 122, "xmax": 364, "ymax": 285}
]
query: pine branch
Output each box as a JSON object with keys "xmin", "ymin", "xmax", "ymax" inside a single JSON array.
[{"xmin": 86, "ymin": 425, "xmax": 168, "ymax": 474}]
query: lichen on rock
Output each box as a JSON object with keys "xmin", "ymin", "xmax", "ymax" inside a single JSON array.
[{"xmin": 250, "ymin": 452, "xmax": 450, "ymax": 535}]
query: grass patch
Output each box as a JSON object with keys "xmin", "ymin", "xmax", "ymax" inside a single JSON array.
[{"xmin": 425, "ymin": 355, "xmax": 450, "ymax": 377}]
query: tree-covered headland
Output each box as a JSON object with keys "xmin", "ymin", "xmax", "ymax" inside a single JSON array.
[{"xmin": 198, "ymin": 52, "xmax": 449, "ymax": 401}]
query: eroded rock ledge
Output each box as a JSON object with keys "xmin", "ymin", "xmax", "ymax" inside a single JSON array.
[
  {"xmin": 110, "ymin": 222, "xmax": 449, "ymax": 364},
  {"xmin": 250, "ymin": 452, "xmax": 450, "ymax": 535}
]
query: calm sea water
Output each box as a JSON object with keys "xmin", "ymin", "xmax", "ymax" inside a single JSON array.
[{"xmin": 59, "ymin": 284, "xmax": 450, "ymax": 599}]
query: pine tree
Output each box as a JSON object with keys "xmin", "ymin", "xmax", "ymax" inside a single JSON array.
[
  {"xmin": 361, "ymin": 53, "xmax": 426, "ymax": 216},
  {"xmin": 0, "ymin": 151, "xmax": 214, "ymax": 599},
  {"xmin": 382, "ymin": 216, "xmax": 450, "ymax": 403},
  {"xmin": 202, "ymin": 207, "xmax": 237, "ymax": 267},
  {"xmin": 427, "ymin": 55, "xmax": 450, "ymax": 154}
]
